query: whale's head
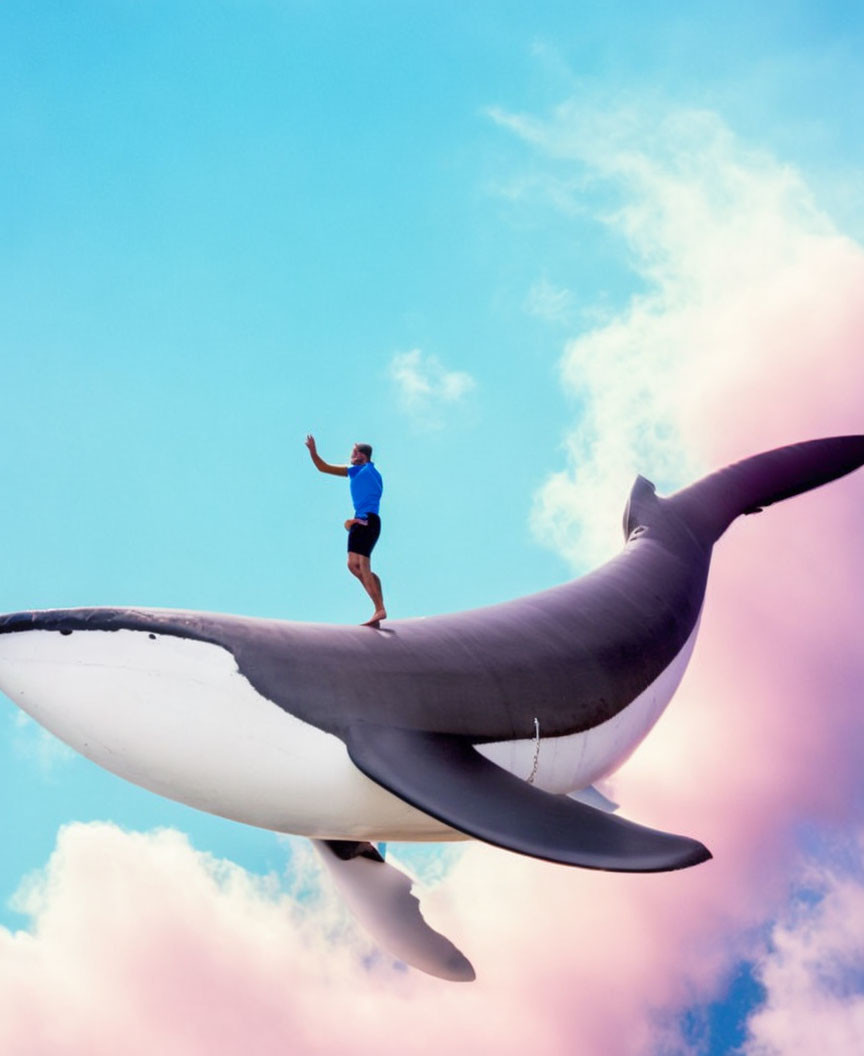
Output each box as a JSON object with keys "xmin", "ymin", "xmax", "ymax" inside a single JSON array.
[
  {"xmin": 0, "ymin": 609, "xmax": 252, "ymax": 778},
  {"xmin": 0, "ymin": 608, "xmax": 347, "ymax": 831}
]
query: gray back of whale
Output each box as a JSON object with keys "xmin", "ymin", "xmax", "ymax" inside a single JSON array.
[{"xmin": 4, "ymin": 436, "xmax": 863, "ymax": 746}]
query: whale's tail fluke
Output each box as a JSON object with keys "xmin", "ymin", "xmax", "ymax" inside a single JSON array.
[{"xmin": 667, "ymin": 436, "xmax": 864, "ymax": 546}]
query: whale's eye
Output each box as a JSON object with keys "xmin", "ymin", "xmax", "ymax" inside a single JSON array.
[
  {"xmin": 60, "ymin": 629, "xmax": 73, "ymax": 636},
  {"xmin": 148, "ymin": 633, "xmax": 156, "ymax": 640}
]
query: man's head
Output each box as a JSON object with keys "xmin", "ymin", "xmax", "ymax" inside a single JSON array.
[{"xmin": 351, "ymin": 443, "xmax": 373, "ymax": 465}]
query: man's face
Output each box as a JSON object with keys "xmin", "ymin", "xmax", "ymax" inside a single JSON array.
[{"xmin": 350, "ymin": 445, "xmax": 368, "ymax": 465}]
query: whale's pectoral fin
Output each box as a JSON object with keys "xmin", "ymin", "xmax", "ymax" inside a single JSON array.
[
  {"xmin": 346, "ymin": 724, "xmax": 711, "ymax": 873},
  {"xmin": 311, "ymin": 838, "xmax": 475, "ymax": 982}
]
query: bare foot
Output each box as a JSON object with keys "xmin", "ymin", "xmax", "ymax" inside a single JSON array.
[{"xmin": 361, "ymin": 608, "xmax": 387, "ymax": 626}]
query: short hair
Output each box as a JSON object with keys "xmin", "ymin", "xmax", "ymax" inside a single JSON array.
[{"xmin": 355, "ymin": 443, "xmax": 373, "ymax": 460}]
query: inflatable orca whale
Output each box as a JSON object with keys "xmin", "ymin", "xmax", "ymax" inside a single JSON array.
[{"xmin": 1, "ymin": 436, "xmax": 862, "ymax": 980}]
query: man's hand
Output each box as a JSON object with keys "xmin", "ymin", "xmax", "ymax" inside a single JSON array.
[{"xmin": 305, "ymin": 435, "xmax": 348, "ymax": 477}]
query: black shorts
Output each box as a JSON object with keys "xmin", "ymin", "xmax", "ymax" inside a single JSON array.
[{"xmin": 347, "ymin": 513, "xmax": 381, "ymax": 558}]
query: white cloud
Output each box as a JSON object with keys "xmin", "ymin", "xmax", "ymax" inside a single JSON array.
[
  {"xmin": 388, "ymin": 349, "xmax": 475, "ymax": 429},
  {"xmin": 489, "ymin": 102, "xmax": 864, "ymax": 569},
  {"xmin": 743, "ymin": 839, "xmax": 864, "ymax": 1055},
  {"xmin": 524, "ymin": 277, "xmax": 575, "ymax": 323}
]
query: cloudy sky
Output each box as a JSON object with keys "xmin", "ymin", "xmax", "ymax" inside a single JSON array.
[{"xmin": 2, "ymin": 2, "xmax": 864, "ymax": 1053}]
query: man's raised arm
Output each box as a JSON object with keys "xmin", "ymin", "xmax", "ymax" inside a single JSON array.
[{"xmin": 305, "ymin": 434, "xmax": 348, "ymax": 476}]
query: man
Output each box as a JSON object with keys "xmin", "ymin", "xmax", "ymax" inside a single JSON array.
[{"xmin": 305, "ymin": 434, "xmax": 387, "ymax": 626}]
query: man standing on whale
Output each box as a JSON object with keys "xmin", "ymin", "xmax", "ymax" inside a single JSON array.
[{"xmin": 305, "ymin": 434, "xmax": 387, "ymax": 626}]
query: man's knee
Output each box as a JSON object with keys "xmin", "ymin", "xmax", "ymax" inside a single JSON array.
[{"xmin": 347, "ymin": 555, "xmax": 362, "ymax": 577}]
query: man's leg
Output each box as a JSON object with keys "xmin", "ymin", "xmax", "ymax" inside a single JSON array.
[{"xmin": 347, "ymin": 553, "xmax": 387, "ymax": 624}]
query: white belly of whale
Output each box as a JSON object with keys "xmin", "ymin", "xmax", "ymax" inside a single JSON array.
[{"xmin": 0, "ymin": 629, "xmax": 459, "ymax": 842}]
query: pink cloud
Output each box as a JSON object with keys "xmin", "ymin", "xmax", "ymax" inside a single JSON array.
[
  {"xmin": 476, "ymin": 102, "xmax": 864, "ymax": 1048},
  {"xmin": 2, "ymin": 102, "xmax": 864, "ymax": 1054}
]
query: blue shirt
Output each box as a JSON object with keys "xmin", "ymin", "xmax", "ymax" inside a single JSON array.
[{"xmin": 347, "ymin": 461, "xmax": 383, "ymax": 517}]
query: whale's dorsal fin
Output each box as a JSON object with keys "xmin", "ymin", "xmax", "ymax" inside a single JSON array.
[
  {"xmin": 622, "ymin": 474, "xmax": 658, "ymax": 540},
  {"xmin": 346, "ymin": 724, "xmax": 710, "ymax": 873}
]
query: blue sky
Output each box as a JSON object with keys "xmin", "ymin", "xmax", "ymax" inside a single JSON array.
[{"xmin": 3, "ymin": 3, "xmax": 864, "ymax": 1053}]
